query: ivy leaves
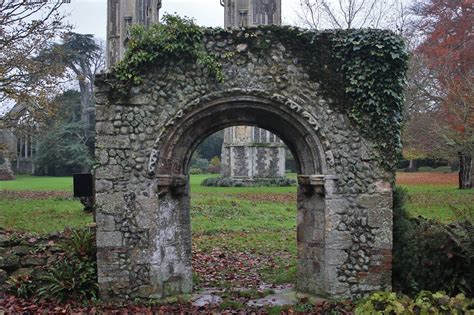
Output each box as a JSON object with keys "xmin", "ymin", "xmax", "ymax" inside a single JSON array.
[
  {"xmin": 331, "ymin": 30, "xmax": 408, "ymax": 169},
  {"xmin": 108, "ymin": 19, "xmax": 408, "ymax": 170},
  {"xmin": 112, "ymin": 14, "xmax": 223, "ymax": 86}
]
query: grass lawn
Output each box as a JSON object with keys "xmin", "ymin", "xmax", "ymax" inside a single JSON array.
[
  {"xmin": 0, "ymin": 176, "xmax": 92, "ymax": 233},
  {"xmin": 397, "ymin": 172, "xmax": 473, "ymax": 223},
  {"xmin": 0, "ymin": 172, "xmax": 472, "ymax": 287},
  {"xmin": 0, "ymin": 175, "xmax": 73, "ymax": 191}
]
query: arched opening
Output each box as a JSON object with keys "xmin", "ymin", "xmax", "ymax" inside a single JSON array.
[
  {"xmin": 151, "ymin": 95, "xmax": 330, "ymax": 296},
  {"xmin": 190, "ymin": 127, "xmax": 296, "ymax": 297}
]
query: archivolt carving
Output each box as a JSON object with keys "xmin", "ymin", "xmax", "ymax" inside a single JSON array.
[{"xmin": 147, "ymin": 89, "xmax": 335, "ymax": 176}]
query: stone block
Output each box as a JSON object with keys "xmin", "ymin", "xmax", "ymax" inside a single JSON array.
[
  {"xmin": 95, "ymin": 213, "xmax": 117, "ymax": 231},
  {"xmin": 0, "ymin": 254, "xmax": 20, "ymax": 271},
  {"xmin": 375, "ymin": 180, "xmax": 392, "ymax": 193},
  {"xmin": 21, "ymin": 256, "xmax": 47, "ymax": 267},
  {"xmin": 97, "ymin": 231, "xmax": 123, "ymax": 247},
  {"xmin": 96, "ymin": 250, "xmax": 120, "ymax": 266},
  {"xmin": 325, "ymin": 230, "xmax": 352, "ymax": 250},
  {"xmin": 326, "ymin": 199, "xmax": 349, "ymax": 215},
  {"xmin": 95, "ymin": 165, "xmax": 124, "ymax": 180},
  {"xmin": 11, "ymin": 246, "xmax": 31, "ymax": 256},
  {"xmin": 96, "ymin": 193, "xmax": 124, "ymax": 213},
  {"xmin": 325, "ymin": 248, "xmax": 349, "ymax": 266},
  {"xmin": 297, "ymin": 207, "xmax": 313, "ymax": 225},
  {"xmin": 372, "ymin": 224, "xmax": 393, "ymax": 248},
  {"xmin": 96, "ymin": 135, "xmax": 130, "ymax": 149},
  {"xmin": 96, "ymin": 122, "xmax": 115, "ymax": 135},
  {"xmin": 96, "ymin": 179, "xmax": 114, "ymax": 193},
  {"xmin": 0, "ymin": 268, "xmax": 7, "ymax": 285},
  {"xmin": 297, "ymin": 225, "xmax": 314, "ymax": 242}
]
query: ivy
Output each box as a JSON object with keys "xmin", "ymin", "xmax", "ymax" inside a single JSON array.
[
  {"xmin": 112, "ymin": 14, "xmax": 223, "ymax": 87},
  {"xmin": 330, "ymin": 30, "xmax": 408, "ymax": 169},
  {"xmin": 107, "ymin": 20, "xmax": 407, "ymax": 170}
]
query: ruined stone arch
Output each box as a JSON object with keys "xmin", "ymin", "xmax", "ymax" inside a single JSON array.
[
  {"xmin": 94, "ymin": 26, "xmax": 403, "ymax": 301},
  {"xmin": 148, "ymin": 90, "xmax": 332, "ymax": 177}
]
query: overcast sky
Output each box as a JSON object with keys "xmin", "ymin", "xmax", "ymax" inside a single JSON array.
[{"xmin": 63, "ymin": 0, "xmax": 302, "ymax": 40}]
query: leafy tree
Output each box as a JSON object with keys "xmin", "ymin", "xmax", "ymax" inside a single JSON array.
[
  {"xmin": 195, "ymin": 131, "xmax": 224, "ymax": 160},
  {"xmin": 0, "ymin": 0, "xmax": 69, "ymax": 114},
  {"xmin": 45, "ymin": 32, "xmax": 105, "ymax": 126},
  {"xmin": 34, "ymin": 90, "xmax": 94, "ymax": 175},
  {"xmin": 412, "ymin": 0, "xmax": 473, "ymax": 189},
  {"xmin": 35, "ymin": 121, "xmax": 93, "ymax": 176}
]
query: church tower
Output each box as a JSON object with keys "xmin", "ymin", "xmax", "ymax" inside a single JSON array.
[
  {"xmin": 220, "ymin": 0, "xmax": 287, "ymax": 183},
  {"xmin": 106, "ymin": 0, "xmax": 162, "ymax": 68},
  {"xmin": 222, "ymin": 0, "xmax": 281, "ymax": 27}
]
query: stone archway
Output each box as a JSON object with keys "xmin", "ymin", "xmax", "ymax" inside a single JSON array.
[
  {"xmin": 94, "ymin": 26, "xmax": 404, "ymax": 300},
  {"xmin": 150, "ymin": 93, "xmax": 331, "ymax": 297}
]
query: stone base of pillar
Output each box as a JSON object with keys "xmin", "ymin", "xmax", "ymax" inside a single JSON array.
[
  {"xmin": 201, "ymin": 176, "xmax": 295, "ymax": 187},
  {"xmin": 0, "ymin": 156, "xmax": 15, "ymax": 181}
]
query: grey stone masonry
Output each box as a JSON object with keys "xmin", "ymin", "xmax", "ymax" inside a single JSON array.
[
  {"xmin": 94, "ymin": 27, "xmax": 395, "ymax": 300},
  {"xmin": 220, "ymin": 0, "xmax": 286, "ymax": 182}
]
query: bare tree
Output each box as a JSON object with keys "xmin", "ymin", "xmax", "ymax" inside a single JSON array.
[
  {"xmin": 0, "ymin": 0, "xmax": 70, "ymax": 114},
  {"xmin": 297, "ymin": 0, "xmax": 412, "ymax": 31}
]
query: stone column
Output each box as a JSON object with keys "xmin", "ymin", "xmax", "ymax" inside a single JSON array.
[
  {"xmin": 220, "ymin": 0, "xmax": 285, "ymax": 183},
  {"xmin": 0, "ymin": 128, "xmax": 16, "ymax": 180}
]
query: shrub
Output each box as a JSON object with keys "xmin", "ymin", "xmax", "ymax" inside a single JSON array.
[
  {"xmin": 189, "ymin": 167, "xmax": 203, "ymax": 175},
  {"xmin": 37, "ymin": 257, "xmax": 98, "ymax": 302},
  {"xmin": 201, "ymin": 177, "xmax": 296, "ymax": 187},
  {"xmin": 194, "ymin": 158, "xmax": 209, "ymax": 171},
  {"xmin": 355, "ymin": 291, "xmax": 474, "ymax": 314},
  {"xmin": 393, "ymin": 187, "xmax": 474, "ymax": 296},
  {"xmin": 59, "ymin": 228, "xmax": 96, "ymax": 261},
  {"xmin": 207, "ymin": 156, "xmax": 221, "ymax": 174},
  {"xmin": 417, "ymin": 166, "xmax": 435, "ymax": 172},
  {"xmin": 7, "ymin": 228, "xmax": 98, "ymax": 302},
  {"xmin": 6, "ymin": 274, "xmax": 36, "ymax": 299}
]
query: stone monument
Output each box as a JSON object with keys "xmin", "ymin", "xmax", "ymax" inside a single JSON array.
[
  {"xmin": 0, "ymin": 118, "xmax": 15, "ymax": 180},
  {"xmin": 220, "ymin": 0, "xmax": 287, "ymax": 183}
]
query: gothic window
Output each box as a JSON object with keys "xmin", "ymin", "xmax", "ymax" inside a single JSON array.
[{"xmin": 239, "ymin": 9, "xmax": 248, "ymax": 26}]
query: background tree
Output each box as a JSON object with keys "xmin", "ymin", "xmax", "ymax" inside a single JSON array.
[
  {"xmin": 412, "ymin": 0, "xmax": 473, "ymax": 189},
  {"xmin": 36, "ymin": 32, "xmax": 105, "ymax": 171},
  {"xmin": 45, "ymin": 32, "xmax": 105, "ymax": 126},
  {"xmin": 297, "ymin": 0, "xmax": 411, "ymax": 31},
  {"xmin": 195, "ymin": 131, "xmax": 224, "ymax": 160},
  {"xmin": 0, "ymin": 0, "xmax": 69, "ymax": 116},
  {"xmin": 34, "ymin": 90, "xmax": 93, "ymax": 175}
]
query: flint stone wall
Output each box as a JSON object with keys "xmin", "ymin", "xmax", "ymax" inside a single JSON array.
[{"xmin": 94, "ymin": 26, "xmax": 395, "ymax": 300}]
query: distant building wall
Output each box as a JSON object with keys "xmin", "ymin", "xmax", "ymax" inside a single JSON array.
[
  {"xmin": 221, "ymin": 0, "xmax": 285, "ymax": 181},
  {"xmin": 107, "ymin": 0, "xmax": 161, "ymax": 68}
]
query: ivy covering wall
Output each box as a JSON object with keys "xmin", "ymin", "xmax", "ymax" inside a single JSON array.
[{"xmin": 109, "ymin": 15, "xmax": 408, "ymax": 170}]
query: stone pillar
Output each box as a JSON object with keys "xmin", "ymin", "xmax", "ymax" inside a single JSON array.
[
  {"xmin": 0, "ymin": 127, "xmax": 16, "ymax": 180},
  {"xmin": 221, "ymin": 126, "xmax": 286, "ymax": 181},
  {"xmin": 220, "ymin": 0, "xmax": 285, "ymax": 182}
]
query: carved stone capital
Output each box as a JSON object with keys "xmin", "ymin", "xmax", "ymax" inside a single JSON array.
[
  {"xmin": 298, "ymin": 175, "xmax": 325, "ymax": 195},
  {"xmin": 156, "ymin": 175, "xmax": 187, "ymax": 196}
]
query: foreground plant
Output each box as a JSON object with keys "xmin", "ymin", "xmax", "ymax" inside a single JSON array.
[
  {"xmin": 355, "ymin": 291, "xmax": 474, "ymax": 314},
  {"xmin": 6, "ymin": 228, "xmax": 98, "ymax": 302}
]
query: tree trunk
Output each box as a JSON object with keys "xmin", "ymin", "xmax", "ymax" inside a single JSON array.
[
  {"xmin": 458, "ymin": 152, "xmax": 472, "ymax": 190},
  {"xmin": 79, "ymin": 78, "xmax": 90, "ymax": 125},
  {"xmin": 407, "ymin": 159, "xmax": 417, "ymax": 172}
]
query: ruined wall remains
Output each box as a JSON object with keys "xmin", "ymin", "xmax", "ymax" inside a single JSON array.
[
  {"xmin": 0, "ymin": 121, "xmax": 16, "ymax": 180},
  {"xmin": 94, "ymin": 25, "xmax": 405, "ymax": 300}
]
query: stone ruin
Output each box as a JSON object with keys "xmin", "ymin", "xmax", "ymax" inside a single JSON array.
[
  {"xmin": 0, "ymin": 119, "xmax": 16, "ymax": 180},
  {"xmin": 94, "ymin": 25, "xmax": 404, "ymax": 300}
]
